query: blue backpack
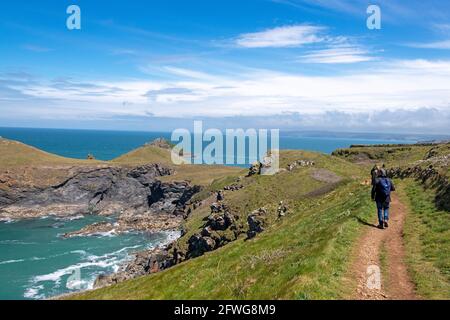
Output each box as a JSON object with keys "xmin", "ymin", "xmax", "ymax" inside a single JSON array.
[{"xmin": 378, "ymin": 178, "xmax": 392, "ymax": 198}]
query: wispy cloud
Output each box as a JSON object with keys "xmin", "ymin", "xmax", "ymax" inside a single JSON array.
[
  {"xmin": 433, "ymin": 23, "xmax": 450, "ymax": 33},
  {"xmin": 235, "ymin": 25, "xmax": 325, "ymax": 48},
  {"xmin": 407, "ymin": 40, "xmax": 450, "ymax": 50},
  {"xmin": 272, "ymin": 0, "xmax": 450, "ymax": 27},
  {"xmin": 299, "ymin": 45, "xmax": 375, "ymax": 64},
  {"xmin": 3, "ymin": 59, "xmax": 450, "ymax": 119},
  {"xmin": 22, "ymin": 44, "xmax": 52, "ymax": 53},
  {"xmin": 271, "ymin": 0, "xmax": 364, "ymax": 16},
  {"xmin": 144, "ymin": 87, "xmax": 197, "ymax": 102},
  {"xmin": 234, "ymin": 25, "xmax": 374, "ymax": 64}
]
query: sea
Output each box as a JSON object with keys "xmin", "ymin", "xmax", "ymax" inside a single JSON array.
[{"xmin": 0, "ymin": 127, "xmax": 423, "ymax": 300}]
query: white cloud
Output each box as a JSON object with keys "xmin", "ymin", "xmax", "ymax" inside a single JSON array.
[
  {"xmin": 234, "ymin": 25, "xmax": 375, "ymax": 65},
  {"xmin": 2, "ymin": 59, "xmax": 450, "ymax": 126},
  {"xmin": 433, "ymin": 23, "xmax": 450, "ymax": 32},
  {"xmin": 299, "ymin": 46, "xmax": 375, "ymax": 64},
  {"xmin": 235, "ymin": 25, "xmax": 324, "ymax": 48},
  {"xmin": 407, "ymin": 40, "xmax": 450, "ymax": 49}
]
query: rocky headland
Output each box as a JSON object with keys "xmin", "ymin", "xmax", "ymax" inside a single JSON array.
[{"xmin": 0, "ymin": 163, "xmax": 201, "ymax": 236}]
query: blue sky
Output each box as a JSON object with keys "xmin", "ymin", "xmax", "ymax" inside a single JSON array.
[{"xmin": 0, "ymin": 0, "xmax": 450, "ymax": 133}]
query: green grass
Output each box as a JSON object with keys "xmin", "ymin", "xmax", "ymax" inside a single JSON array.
[
  {"xmin": 111, "ymin": 145, "xmax": 173, "ymax": 165},
  {"xmin": 4, "ymin": 137, "xmax": 448, "ymax": 300},
  {"xmin": 176, "ymin": 151, "xmax": 362, "ymax": 253},
  {"xmin": 400, "ymin": 180, "xmax": 450, "ymax": 299},
  {"xmin": 112, "ymin": 144, "xmax": 244, "ymax": 186},
  {"xmin": 332, "ymin": 143, "xmax": 450, "ymax": 167},
  {"xmin": 0, "ymin": 138, "xmax": 100, "ymax": 168},
  {"xmin": 70, "ymin": 174, "xmax": 374, "ymax": 300}
]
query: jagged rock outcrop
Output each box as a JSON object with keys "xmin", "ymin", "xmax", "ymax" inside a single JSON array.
[
  {"xmin": 187, "ymin": 202, "xmax": 240, "ymax": 258},
  {"xmin": 247, "ymin": 207, "xmax": 268, "ymax": 239},
  {"xmin": 63, "ymin": 214, "xmax": 183, "ymax": 238},
  {"xmin": 94, "ymin": 247, "xmax": 175, "ymax": 288},
  {"xmin": 247, "ymin": 162, "xmax": 262, "ymax": 177},
  {"xmin": 0, "ymin": 164, "xmax": 201, "ymax": 221}
]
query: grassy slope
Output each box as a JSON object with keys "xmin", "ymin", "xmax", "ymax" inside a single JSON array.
[
  {"xmin": 334, "ymin": 143, "xmax": 450, "ymax": 299},
  {"xmin": 71, "ymin": 182, "xmax": 373, "ymax": 300},
  {"xmin": 0, "ymin": 138, "xmax": 242, "ymax": 187},
  {"xmin": 111, "ymin": 145, "xmax": 173, "ymax": 165},
  {"xmin": 70, "ymin": 151, "xmax": 376, "ymax": 300},
  {"xmin": 112, "ymin": 145, "xmax": 244, "ymax": 186},
  {"xmin": 0, "ymin": 138, "xmax": 99, "ymax": 168},
  {"xmin": 332, "ymin": 144, "xmax": 433, "ymax": 166},
  {"xmin": 399, "ymin": 180, "xmax": 450, "ymax": 299},
  {"xmin": 3, "ymin": 137, "xmax": 448, "ymax": 299}
]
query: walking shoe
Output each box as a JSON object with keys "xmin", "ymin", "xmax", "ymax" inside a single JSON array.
[
  {"xmin": 378, "ymin": 223, "xmax": 384, "ymax": 230},
  {"xmin": 384, "ymin": 221, "xmax": 389, "ymax": 228}
]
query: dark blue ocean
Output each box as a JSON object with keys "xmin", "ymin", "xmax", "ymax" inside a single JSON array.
[{"xmin": 0, "ymin": 127, "xmax": 419, "ymax": 161}]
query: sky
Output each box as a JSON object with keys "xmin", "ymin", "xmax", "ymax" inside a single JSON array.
[{"xmin": 0, "ymin": 0, "xmax": 450, "ymax": 134}]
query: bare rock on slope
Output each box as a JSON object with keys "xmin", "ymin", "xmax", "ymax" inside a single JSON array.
[
  {"xmin": 0, "ymin": 164, "xmax": 200, "ymax": 220},
  {"xmin": 247, "ymin": 207, "xmax": 268, "ymax": 239}
]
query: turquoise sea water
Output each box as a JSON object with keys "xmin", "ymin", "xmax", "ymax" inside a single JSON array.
[
  {"xmin": 0, "ymin": 127, "xmax": 419, "ymax": 300},
  {"xmin": 0, "ymin": 215, "xmax": 178, "ymax": 300},
  {"xmin": 0, "ymin": 127, "xmax": 418, "ymax": 160}
]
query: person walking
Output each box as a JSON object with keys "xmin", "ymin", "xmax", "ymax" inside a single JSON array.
[
  {"xmin": 370, "ymin": 165, "xmax": 380, "ymax": 186},
  {"xmin": 371, "ymin": 169, "xmax": 395, "ymax": 229}
]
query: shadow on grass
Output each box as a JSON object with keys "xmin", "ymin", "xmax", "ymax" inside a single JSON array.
[{"xmin": 356, "ymin": 217, "xmax": 379, "ymax": 229}]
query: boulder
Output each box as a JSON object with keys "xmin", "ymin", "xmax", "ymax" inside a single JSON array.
[
  {"xmin": 247, "ymin": 162, "xmax": 261, "ymax": 177},
  {"xmin": 210, "ymin": 202, "xmax": 229, "ymax": 214},
  {"xmin": 247, "ymin": 207, "xmax": 267, "ymax": 239},
  {"xmin": 277, "ymin": 201, "xmax": 288, "ymax": 218},
  {"xmin": 188, "ymin": 234, "xmax": 216, "ymax": 257},
  {"xmin": 216, "ymin": 190, "xmax": 224, "ymax": 201},
  {"xmin": 223, "ymin": 184, "xmax": 244, "ymax": 191},
  {"xmin": 206, "ymin": 211, "xmax": 234, "ymax": 231}
]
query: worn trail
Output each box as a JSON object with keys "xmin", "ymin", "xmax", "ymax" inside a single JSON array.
[{"xmin": 349, "ymin": 193, "xmax": 418, "ymax": 300}]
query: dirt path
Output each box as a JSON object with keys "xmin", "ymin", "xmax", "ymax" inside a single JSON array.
[{"xmin": 349, "ymin": 193, "xmax": 418, "ymax": 300}]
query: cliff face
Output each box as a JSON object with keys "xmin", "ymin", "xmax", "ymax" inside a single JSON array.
[{"xmin": 0, "ymin": 164, "xmax": 201, "ymax": 220}]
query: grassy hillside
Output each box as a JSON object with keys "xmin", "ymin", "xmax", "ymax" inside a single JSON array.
[
  {"xmin": 334, "ymin": 142, "xmax": 450, "ymax": 299},
  {"xmin": 112, "ymin": 145, "xmax": 173, "ymax": 165},
  {"xmin": 0, "ymin": 138, "xmax": 242, "ymax": 187},
  {"xmin": 332, "ymin": 143, "xmax": 450, "ymax": 167},
  {"xmin": 400, "ymin": 180, "xmax": 450, "ymax": 299},
  {"xmin": 178, "ymin": 150, "xmax": 364, "ymax": 253},
  {"xmin": 113, "ymin": 144, "xmax": 244, "ymax": 185},
  {"xmin": 71, "ymin": 182, "xmax": 373, "ymax": 300},
  {"xmin": 0, "ymin": 138, "xmax": 99, "ymax": 168},
  {"xmin": 2, "ymin": 137, "xmax": 448, "ymax": 299},
  {"xmin": 70, "ymin": 151, "xmax": 375, "ymax": 299},
  {"xmin": 69, "ymin": 143, "xmax": 449, "ymax": 300}
]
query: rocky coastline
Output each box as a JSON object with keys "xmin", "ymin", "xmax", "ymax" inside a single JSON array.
[{"xmin": 0, "ymin": 163, "xmax": 201, "ymax": 236}]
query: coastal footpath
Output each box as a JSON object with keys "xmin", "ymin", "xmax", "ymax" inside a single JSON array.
[{"xmin": 0, "ymin": 137, "xmax": 448, "ymax": 299}]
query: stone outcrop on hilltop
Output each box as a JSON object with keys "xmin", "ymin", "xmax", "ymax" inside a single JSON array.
[{"xmin": 145, "ymin": 138, "xmax": 173, "ymax": 149}]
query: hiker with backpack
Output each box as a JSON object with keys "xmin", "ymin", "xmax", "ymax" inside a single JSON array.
[
  {"xmin": 370, "ymin": 164, "xmax": 381, "ymax": 186},
  {"xmin": 371, "ymin": 168, "xmax": 396, "ymax": 229}
]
